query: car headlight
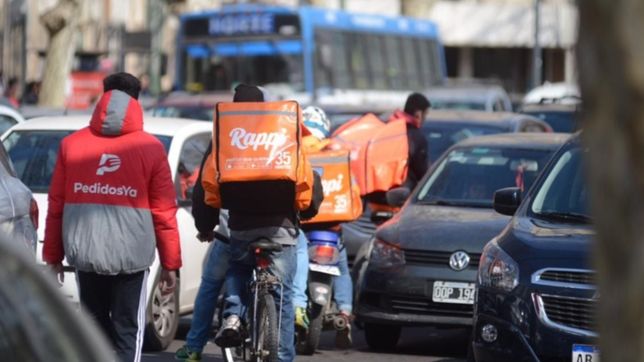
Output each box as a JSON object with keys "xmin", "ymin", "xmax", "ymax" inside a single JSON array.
[
  {"xmin": 478, "ymin": 239, "xmax": 519, "ymax": 292},
  {"xmin": 369, "ymin": 238, "xmax": 405, "ymax": 268}
]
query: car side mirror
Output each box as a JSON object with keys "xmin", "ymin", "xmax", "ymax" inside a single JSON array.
[
  {"xmin": 371, "ymin": 210, "xmax": 394, "ymax": 225},
  {"xmin": 386, "ymin": 187, "xmax": 411, "ymax": 208},
  {"xmin": 493, "ymin": 187, "xmax": 522, "ymax": 216}
]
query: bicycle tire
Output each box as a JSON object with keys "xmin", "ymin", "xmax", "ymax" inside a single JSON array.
[{"xmin": 254, "ymin": 292, "xmax": 279, "ymax": 362}]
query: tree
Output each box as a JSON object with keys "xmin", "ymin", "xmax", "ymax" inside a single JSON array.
[
  {"xmin": 38, "ymin": 0, "xmax": 83, "ymax": 107},
  {"xmin": 577, "ymin": 1, "xmax": 644, "ymax": 361}
]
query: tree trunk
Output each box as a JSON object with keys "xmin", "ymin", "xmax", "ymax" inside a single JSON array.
[
  {"xmin": 38, "ymin": 0, "xmax": 82, "ymax": 108},
  {"xmin": 578, "ymin": 1, "xmax": 644, "ymax": 361}
]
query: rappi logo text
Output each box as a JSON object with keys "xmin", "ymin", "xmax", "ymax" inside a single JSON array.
[
  {"xmin": 321, "ymin": 174, "xmax": 344, "ymax": 197},
  {"xmin": 73, "ymin": 182, "xmax": 138, "ymax": 198},
  {"xmin": 229, "ymin": 127, "xmax": 288, "ymax": 152}
]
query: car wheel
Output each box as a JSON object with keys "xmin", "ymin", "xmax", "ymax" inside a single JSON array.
[
  {"xmin": 364, "ymin": 323, "xmax": 400, "ymax": 351},
  {"xmin": 143, "ymin": 272, "xmax": 180, "ymax": 351}
]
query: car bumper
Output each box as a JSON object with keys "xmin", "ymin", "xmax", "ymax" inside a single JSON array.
[
  {"xmin": 355, "ymin": 263, "xmax": 478, "ymax": 327},
  {"xmin": 474, "ymin": 287, "xmax": 598, "ymax": 362}
]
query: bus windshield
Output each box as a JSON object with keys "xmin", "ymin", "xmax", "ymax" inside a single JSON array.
[{"xmin": 183, "ymin": 50, "xmax": 304, "ymax": 92}]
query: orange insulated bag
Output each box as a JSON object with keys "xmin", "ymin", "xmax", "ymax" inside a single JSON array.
[{"xmin": 303, "ymin": 150, "xmax": 360, "ymax": 224}]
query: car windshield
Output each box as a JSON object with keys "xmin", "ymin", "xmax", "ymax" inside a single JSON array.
[
  {"xmin": 422, "ymin": 122, "xmax": 505, "ymax": 163},
  {"xmin": 524, "ymin": 110, "xmax": 578, "ymax": 133},
  {"xmin": 531, "ymin": 145, "xmax": 590, "ymax": 223},
  {"xmin": 2, "ymin": 130, "xmax": 172, "ymax": 193},
  {"xmin": 417, "ymin": 146, "xmax": 554, "ymax": 208},
  {"xmin": 150, "ymin": 106, "xmax": 214, "ymax": 122}
]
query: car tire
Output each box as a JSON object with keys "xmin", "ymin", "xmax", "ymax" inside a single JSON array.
[
  {"xmin": 364, "ymin": 323, "xmax": 400, "ymax": 351},
  {"xmin": 143, "ymin": 272, "xmax": 180, "ymax": 351}
]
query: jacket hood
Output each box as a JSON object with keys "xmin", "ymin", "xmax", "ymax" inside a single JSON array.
[
  {"xmin": 90, "ymin": 90, "xmax": 143, "ymax": 136},
  {"xmin": 390, "ymin": 109, "xmax": 420, "ymax": 128}
]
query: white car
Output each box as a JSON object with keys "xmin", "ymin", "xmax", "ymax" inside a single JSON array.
[{"xmin": 2, "ymin": 116, "xmax": 214, "ymax": 350}]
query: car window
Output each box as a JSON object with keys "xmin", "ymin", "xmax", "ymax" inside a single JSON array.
[
  {"xmin": 521, "ymin": 121, "xmax": 547, "ymax": 132},
  {"xmin": 176, "ymin": 133, "xmax": 211, "ymax": 202},
  {"xmin": 0, "ymin": 115, "xmax": 17, "ymax": 136},
  {"xmin": 416, "ymin": 146, "xmax": 554, "ymax": 207},
  {"xmin": 429, "ymin": 100, "xmax": 487, "ymax": 111},
  {"xmin": 422, "ymin": 122, "xmax": 504, "ymax": 163},
  {"xmin": 3, "ymin": 130, "xmax": 172, "ymax": 193},
  {"xmin": 493, "ymin": 99, "xmax": 505, "ymax": 112},
  {"xmin": 151, "ymin": 106, "xmax": 214, "ymax": 122},
  {"xmin": 531, "ymin": 146, "xmax": 589, "ymax": 221},
  {"xmin": 525, "ymin": 111, "xmax": 578, "ymax": 133}
]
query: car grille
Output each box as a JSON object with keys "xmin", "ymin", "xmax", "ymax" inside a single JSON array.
[
  {"xmin": 539, "ymin": 270, "xmax": 595, "ymax": 286},
  {"xmin": 540, "ymin": 294, "xmax": 595, "ymax": 332},
  {"xmin": 403, "ymin": 249, "xmax": 481, "ymax": 268},
  {"xmin": 389, "ymin": 295, "xmax": 473, "ymax": 318}
]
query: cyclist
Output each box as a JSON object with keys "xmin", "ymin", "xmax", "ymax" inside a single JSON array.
[
  {"xmin": 202, "ymin": 85, "xmax": 323, "ymax": 362},
  {"xmin": 294, "ymin": 106, "xmax": 361, "ymax": 349},
  {"xmin": 175, "ymin": 142, "xmax": 231, "ymax": 362}
]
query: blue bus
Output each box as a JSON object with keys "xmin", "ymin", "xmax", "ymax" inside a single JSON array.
[{"xmin": 176, "ymin": 4, "xmax": 446, "ymax": 102}]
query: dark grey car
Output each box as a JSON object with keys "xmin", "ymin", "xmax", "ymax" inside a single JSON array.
[{"xmin": 352, "ymin": 133, "xmax": 569, "ymax": 351}]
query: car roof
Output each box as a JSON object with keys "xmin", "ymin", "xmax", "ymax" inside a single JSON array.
[
  {"xmin": 521, "ymin": 103, "xmax": 581, "ymax": 113},
  {"xmin": 0, "ymin": 105, "xmax": 25, "ymax": 122},
  {"xmin": 425, "ymin": 110, "xmax": 535, "ymax": 125},
  {"xmin": 425, "ymin": 85, "xmax": 508, "ymax": 102},
  {"xmin": 9, "ymin": 115, "xmax": 211, "ymax": 136},
  {"xmin": 453, "ymin": 132, "xmax": 570, "ymax": 150}
]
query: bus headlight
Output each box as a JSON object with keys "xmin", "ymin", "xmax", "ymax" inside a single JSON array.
[{"xmin": 478, "ymin": 239, "xmax": 519, "ymax": 292}]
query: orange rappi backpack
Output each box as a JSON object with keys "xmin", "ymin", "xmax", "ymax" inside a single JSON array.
[
  {"xmin": 330, "ymin": 113, "xmax": 408, "ymax": 196},
  {"xmin": 303, "ymin": 150, "xmax": 362, "ymax": 224},
  {"xmin": 202, "ymin": 101, "xmax": 315, "ymax": 213}
]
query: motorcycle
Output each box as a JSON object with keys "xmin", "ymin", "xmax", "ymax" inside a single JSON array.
[{"xmin": 295, "ymin": 230, "xmax": 349, "ymax": 355}]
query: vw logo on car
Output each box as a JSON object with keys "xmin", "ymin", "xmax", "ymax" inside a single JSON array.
[{"xmin": 449, "ymin": 251, "xmax": 470, "ymax": 271}]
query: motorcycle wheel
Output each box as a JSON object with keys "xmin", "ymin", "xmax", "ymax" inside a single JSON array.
[{"xmin": 296, "ymin": 303, "xmax": 324, "ymax": 355}]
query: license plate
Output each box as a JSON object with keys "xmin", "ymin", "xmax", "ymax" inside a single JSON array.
[
  {"xmin": 309, "ymin": 263, "xmax": 341, "ymax": 276},
  {"xmin": 572, "ymin": 344, "xmax": 599, "ymax": 362},
  {"xmin": 431, "ymin": 281, "xmax": 475, "ymax": 304}
]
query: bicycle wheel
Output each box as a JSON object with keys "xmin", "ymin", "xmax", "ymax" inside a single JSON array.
[{"xmin": 254, "ymin": 292, "xmax": 279, "ymax": 362}]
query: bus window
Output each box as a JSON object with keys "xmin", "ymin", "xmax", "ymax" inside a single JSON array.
[
  {"xmin": 348, "ymin": 33, "xmax": 370, "ymax": 89},
  {"xmin": 330, "ymin": 31, "xmax": 351, "ymax": 89},
  {"xmin": 401, "ymin": 37, "xmax": 421, "ymax": 90},
  {"xmin": 385, "ymin": 36, "xmax": 404, "ymax": 89},
  {"xmin": 415, "ymin": 38, "xmax": 431, "ymax": 87},
  {"xmin": 314, "ymin": 30, "xmax": 333, "ymax": 89},
  {"xmin": 428, "ymin": 40, "xmax": 443, "ymax": 85},
  {"xmin": 366, "ymin": 35, "xmax": 388, "ymax": 90}
]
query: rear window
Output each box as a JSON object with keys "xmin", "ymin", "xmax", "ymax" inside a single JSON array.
[
  {"xmin": 3, "ymin": 130, "xmax": 172, "ymax": 193},
  {"xmin": 422, "ymin": 122, "xmax": 505, "ymax": 163},
  {"xmin": 150, "ymin": 106, "xmax": 213, "ymax": 122}
]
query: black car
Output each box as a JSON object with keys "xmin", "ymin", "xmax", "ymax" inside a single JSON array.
[
  {"xmin": 473, "ymin": 134, "xmax": 595, "ymax": 362},
  {"xmin": 422, "ymin": 110, "xmax": 554, "ymax": 164},
  {"xmin": 342, "ymin": 111, "xmax": 555, "ymax": 263},
  {"xmin": 520, "ymin": 103, "xmax": 581, "ymax": 133},
  {"xmin": 352, "ymin": 133, "xmax": 569, "ymax": 351}
]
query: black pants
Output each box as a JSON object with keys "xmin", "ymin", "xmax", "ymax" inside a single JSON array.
[{"xmin": 77, "ymin": 270, "xmax": 149, "ymax": 362}]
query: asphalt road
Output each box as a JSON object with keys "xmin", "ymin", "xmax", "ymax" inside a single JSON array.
[{"xmin": 141, "ymin": 316, "xmax": 469, "ymax": 362}]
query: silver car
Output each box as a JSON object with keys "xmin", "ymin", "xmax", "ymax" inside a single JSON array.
[{"xmin": 0, "ymin": 141, "xmax": 37, "ymax": 254}]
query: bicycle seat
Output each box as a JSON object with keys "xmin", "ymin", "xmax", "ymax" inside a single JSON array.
[{"xmin": 249, "ymin": 239, "xmax": 283, "ymax": 253}]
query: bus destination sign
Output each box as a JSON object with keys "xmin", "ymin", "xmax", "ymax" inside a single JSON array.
[{"xmin": 183, "ymin": 13, "xmax": 300, "ymax": 38}]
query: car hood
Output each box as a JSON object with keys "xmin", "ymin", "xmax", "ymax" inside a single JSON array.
[
  {"xmin": 499, "ymin": 216, "xmax": 594, "ymax": 264},
  {"xmin": 376, "ymin": 203, "xmax": 510, "ymax": 253}
]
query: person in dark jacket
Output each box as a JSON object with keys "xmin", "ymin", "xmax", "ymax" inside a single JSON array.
[
  {"xmin": 197, "ymin": 85, "xmax": 324, "ymax": 362},
  {"xmin": 390, "ymin": 92, "xmax": 431, "ymax": 190}
]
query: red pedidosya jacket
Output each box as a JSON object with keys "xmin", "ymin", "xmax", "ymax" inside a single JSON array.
[{"xmin": 43, "ymin": 90, "xmax": 182, "ymax": 274}]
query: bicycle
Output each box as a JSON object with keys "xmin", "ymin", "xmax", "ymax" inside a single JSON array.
[{"xmin": 221, "ymin": 237, "xmax": 284, "ymax": 362}]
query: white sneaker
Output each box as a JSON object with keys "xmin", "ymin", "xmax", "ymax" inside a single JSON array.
[{"xmin": 215, "ymin": 315, "xmax": 243, "ymax": 347}]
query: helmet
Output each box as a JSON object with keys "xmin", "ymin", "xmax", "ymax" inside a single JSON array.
[{"xmin": 302, "ymin": 106, "xmax": 330, "ymax": 140}]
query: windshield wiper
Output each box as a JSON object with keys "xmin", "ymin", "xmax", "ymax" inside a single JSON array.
[
  {"xmin": 418, "ymin": 199, "xmax": 490, "ymax": 208},
  {"xmin": 535, "ymin": 211, "xmax": 592, "ymax": 224}
]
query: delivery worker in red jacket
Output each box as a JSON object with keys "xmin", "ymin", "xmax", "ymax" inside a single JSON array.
[{"xmin": 43, "ymin": 73, "xmax": 181, "ymax": 362}]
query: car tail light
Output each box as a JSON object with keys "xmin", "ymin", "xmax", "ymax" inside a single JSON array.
[{"xmin": 30, "ymin": 198, "xmax": 39, "ymax": 230}]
